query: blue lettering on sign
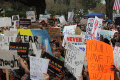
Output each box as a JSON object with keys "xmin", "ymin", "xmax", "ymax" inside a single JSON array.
[{"xmin": 79, "ymin": 47, "xmax": 86, "ymax": 52}]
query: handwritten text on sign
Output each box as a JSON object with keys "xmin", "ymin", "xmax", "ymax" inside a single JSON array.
[
  {"xmin": 49, "ymin": 27, "xmax": 61, "ymax": 41},
  {"xmin": 30, "ymin": 56, "xmax": 49, "ymax": 80},
  {"xmin": 0, "ymin": 50, "xmax": 19, "ymax": 69},
  {"xmin": 65, "ymin": 42, "xmax": 85, "ymax": 78},
  {"xmin": 87, "ymin": 40, "xmax": 114, "ymax": 80}
]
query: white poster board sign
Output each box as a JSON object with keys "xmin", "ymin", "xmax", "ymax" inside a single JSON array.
[
  {"xmin": 21, "ymin": 35, "xmax": 42, "ymax": 54},
  {"xmin": 0, "ymin": 17, "xmax": 11, "ymax": 27},
  {"xmin": 0, "ymin": 50, "xmax": 19, "ymax": 69},
  {"xmin": 65, "ymin": 42, "xmax": 85, "ymax": 78},
  {"xmin": 68, "ymin": 11, "xmax": 74, "ymax": 25},
  {"xmin": 65, "ymin": 34, "xmax": 85, "ymax": 48},
  {"xmin": 26, "ymin": 11, "xmax": 36, "ymax": 22},
  {"xmin": 62, "ymin": 25, "xmax": 77, "ymax": 47},
  {"xmin": 30, "ymin": 56, "xmax": 49, "ymax": 80},
  {"xmin": 39, "ymin": 14, "xmax": 49, "ymax": 23},
  {"xmin": 59, "ymin": 16, "xmax": 67, "ymax": 25},
  {"xmin": 12, "ymin": 15, "xmax": 19, "ymax": 22},
  {"xmin": 113, "ymin": 46, "xmax": 120, "ymax": 69}
]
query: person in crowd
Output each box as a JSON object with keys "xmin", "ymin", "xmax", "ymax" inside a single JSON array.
[{"xmin": 55, "ymin": 47, "xmax": 65, "ymax": 61}]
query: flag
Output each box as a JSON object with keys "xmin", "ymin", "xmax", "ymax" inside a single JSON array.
[{"xmin": 113, "ymin": 0, "xmax": 120, "ymax": 10}]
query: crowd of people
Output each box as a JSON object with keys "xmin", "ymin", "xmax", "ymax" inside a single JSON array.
[{"xmin": 0, "ymin": 16, "xmax": 119, "ymax": 80}]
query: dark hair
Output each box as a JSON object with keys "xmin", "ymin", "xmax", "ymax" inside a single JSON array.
[
  {"xmin": 54, "ymin": 42, "xmax": 59, "ymax": 47},
  {"xmin": 103, "ymin": 38, "xmax": 110, "ymax": 44}
]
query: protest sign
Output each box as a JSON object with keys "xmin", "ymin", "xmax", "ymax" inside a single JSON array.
[
  {"xmin": 28, "ymin": 25, "xmax": 40, "ymax": 29},
  {"xmin": 20, "ymin": 35, "xmax": 42, "ymax": 54},
  {"xmin": 100, "ymin": 30, "xmax": 117, "ymax": 41},
  {"xmin": 68, "ymin": 11, "xmax": 74, "ymax": 25},
  {"xmin": 12, "ymin": 15, "xmax": 19, "ymax": 22},
  {"xmin": 49, "ymin": 27, "xmax": 61, "ymax": 41},
  {"xmin": 18, "ymin": 29, "xmax": 33, "ymax": 36},
  {"xmin": 62, "ymin": 25, "xmax": 77, "ymax": 47},
  {"xmin": 42, "ymin": 52, "xmax": 64, "ymax": 78},
  {"xmin": 9, "ymin": 42, "xmax": 29, "ymax": 58},
  {"xmin": 0, "ymin": 50, "xmax": 19, "ymax": 69},
  {"xmin": 59, "ymin": 16, "xmax": 67, "ymax": 25},
  {"xmin": 43, "ymin": 38, "xmax": 53, "ymax": 56},
  {"xmin": 55, "ymin": 15, "xmax": 60, "ymax": 19},
  {"xmin": 91, "ymin": 16, "xmax": 101, "ymax": 40},
  {"xmin": 0, "ymin": 17, "xmax": 11, "ymax": 27},
  {"xmin": 47, "ymin": 19, "xmax": 54, "ymax": 25},
  {"xmin": 26, "ymin": 11, "xmax": 36, "ymax": 22},
  {"xmin": 86, "ymin": 18, "xmax": 95, "ymax": 35},
  {"xmin": 30, "ymin": 56, "xmax": 49, "ymax": 80},
  {"xmin": 65, "ymin": 42, "xmax": 85, "ymax": 78},
  {"xmin": 39, "ymin": 14, "xmax": 49, "ymax": 23},
  {"xmin": 4, "ymin": 31, "xmax": 18, "ymax": 36},
  {"xmin": 87, "ymin": 40, "xmax": 114, "ymax": 80},
  {"xmin": 16, "ymin": 32, "xmax": 22, "ymax": 43},
  {"xmin": 65, "ymin": 34, "xmax": 85, "ymax": 46},
  {"xmin": 75, "ymin": 27, "xmax": 82, "ymax": 35},
  {"xmin": 31, "ymin": 43, "xmax": 41, "ymax": 57},
  {"xmin": 75, "ymin": 45, "xmax": 87, "ymax": 70},
  {"xmin": 19, "ymin": 19, "xmax": 31, "ymax": 27},
  {"xmin": 113, "ymin": 46, "xmax": 120, "ymax": 69}
]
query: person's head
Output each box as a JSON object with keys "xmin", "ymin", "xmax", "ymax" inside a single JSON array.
[
  {"xmin": 100, "ymin": 35, "xmax": 103, "ymax": 41},
  {"xmin": 55, "ymin": 47, "xmax": 63, "ymax": 57},
  {"xmin": 53, "ymin": 42, "xmax": 59, "ymax": 48},
  {"xmin": 23, "ymin": 58, "xmax": 30, "ymax": 70},
  {"xmin": 103, "ymin": 38, "xmax": 110, "ymax": 44}
]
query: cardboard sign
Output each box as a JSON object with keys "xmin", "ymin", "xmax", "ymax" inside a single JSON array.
[
  {"xmin": 59, "ymin": 16, "xmax": 67, "ymax": 25},
  {"xmin": 19, "ymin": 19, "xmax": 31, "ymax": 27},
  {"xmin": 2, "ymin": 34, "xmax": 17, "ymax": 50},
  {"xmin": 42, "ymin": 52, "xmax": 64, "ymax": 78},
  {"xmin": 26, "ymin": 11, "xmax": 36, "ymax": 22},
  {"xmin": 20, "ymin": 35, "xmax": 42, "ymax": 54},
  {"xmin": 113, "ymin": 46, "xmax": 120, "ymax": 69},
  {"xmin": 65, "ymin": 42, "xmax": 85, "ymax": 78},
  {"xmin": 87, "ymin": 40, "xmax": 114, "ymax": 80},
  {"xmin": 30, "ymin": 56, "xmax": 49, "ymax": 80},
  {"xmin": 80, "ymin": 18, "xmax": 88, "ymax": 25},
  {"xmin": 0, "ymin": 50, "xmax": 19, "ymax": 69},
  {"xmin": 12, "ymin": 15, "xmax": 19, "ymax": 22},
  {"xmin": 75, "ymin": 27, "xmax": 82, "ymax": 35},
  {"xmin": 0, "ymin": 17, "xmax": 11, "ymax": 27},
  {"xmin": 9, "ymin": 42, "xmax": 29, "ymax": 58},
  {"xmin": 49, "ymin": 27, "xmax": 61, "ymax": 41}
]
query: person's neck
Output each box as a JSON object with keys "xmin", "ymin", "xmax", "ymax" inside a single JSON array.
[{"xmin": 58, "ymin": 55, "xmax": 62, "ymax": 59}]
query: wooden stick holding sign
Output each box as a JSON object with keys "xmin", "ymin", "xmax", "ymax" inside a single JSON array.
[{"xmin": 6, "ymin": 69, "xmax": 9, "ymax": 80}]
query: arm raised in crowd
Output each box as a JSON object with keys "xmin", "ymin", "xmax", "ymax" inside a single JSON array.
[{"xmin": 17, "ymin": 56, "xmax": 30, "ymax": 75}]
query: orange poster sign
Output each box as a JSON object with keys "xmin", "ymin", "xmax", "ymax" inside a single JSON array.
[{"xmin": 87, "ymin": 40, "xmax": 114, "ymax": 80}]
